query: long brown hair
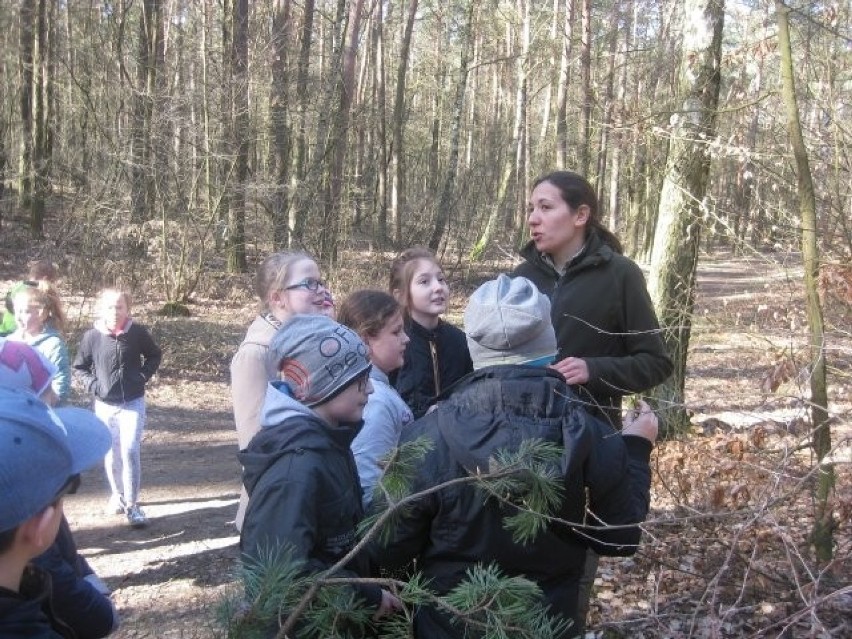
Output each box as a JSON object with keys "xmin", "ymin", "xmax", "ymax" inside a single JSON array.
[
  {"xmin": 337, "ymin": 290, "xmax": 401, "ymax": 340},
  {"xmin": 533, "ymin": 171, "xmax": 623, "ymax": 254},
  {"xmin": 14, "ymin": 282, "xmax": 67, "ymax": 334}
]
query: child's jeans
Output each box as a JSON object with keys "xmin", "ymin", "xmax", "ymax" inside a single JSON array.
[{"xmin": 94, "ymin": 397, "xmax": 145, "ymax": 506}]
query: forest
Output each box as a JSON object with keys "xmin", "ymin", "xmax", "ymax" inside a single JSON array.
[{"xmin": 0, "ymin": 0, "xmax": 850, "ymax": 637}]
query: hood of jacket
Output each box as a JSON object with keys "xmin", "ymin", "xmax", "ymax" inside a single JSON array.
[
  {"xmin": 240, "ymin": 314, "xmax": 279, "ymax": 348},
  {"xmin": 22, "ymin": 326, "xmax": 62, "ymax": 348},
  {"xmin": 433, "ymin": 365, "xmax": 590, "ymax": 476},
  {"xmin": 239, "ymin": 381, "xmax": 362, "ymax": 496}
]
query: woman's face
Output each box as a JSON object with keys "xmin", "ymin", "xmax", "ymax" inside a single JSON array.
[
  {"xmin": 365, "ymin": 311, "xmax": 409, "ymax": 374},
  {"xmin": 526, "ymin": 181, "xmax": 588, "ymax": 266},
  {"xmin": 270, "ymin": 259, "xmax": 330, "ymax": 321}
]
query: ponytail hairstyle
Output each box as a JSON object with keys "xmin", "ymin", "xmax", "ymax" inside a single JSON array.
[
  {"xmin": 533, "ymin": 171, "xmax": 623, "ymax": 254},
  {"xmin": 337, "ymin": 290, "xmax": 402, "ymax": 342},
  {"xmin": 388, "ymin": 247, "xmax": 440, "ymax": 318},
  {"xmin": 15, "ymin": 282, "xmax": 67, "ymax": 334},
  {"xmin": 254, "ymin": 251, "xmax": 315, "ymax": 311}
]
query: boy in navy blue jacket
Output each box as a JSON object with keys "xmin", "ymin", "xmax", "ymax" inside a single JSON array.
[{"xmin": 0, "ymin": 387, "xmax": 111, "ymax": 638}]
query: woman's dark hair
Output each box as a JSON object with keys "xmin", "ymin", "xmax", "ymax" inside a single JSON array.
[
  {"xmin": 337, "ymin": 290, "xmax": 401, "ymax": 340},
  {"xmin": 533, "ymin": 171, "xmax": 623, "ymax": 254}
]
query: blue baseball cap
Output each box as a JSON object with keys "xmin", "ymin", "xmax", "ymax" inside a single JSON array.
[{"xmin": 0, "ymin": 386, "xmax": 111, "ymax": 532}]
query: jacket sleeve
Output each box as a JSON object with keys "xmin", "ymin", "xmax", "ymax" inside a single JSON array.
[
  {"xmin": 138, "ymin": 326, "xmax": 162, "ymax": 380},
  {"xmin": 41, "ymin": 335, "xmax": 72, "ymax": 402},
  {"xmin": 241, "ymin": 456, "xmax": 382, "ymax": 609},
  {"xmin": 72, "ymin": 332, "xmax": 98, "ymax": 396},
  {"xmin": 365, "ymin": 431, "xmax": 438, "ymax": 571},
  {"xmin": 352, "ymin": 395, "xmax": 404, "ymax": 508},
  {"xmin": 583, "ymin": 261, "xmax": 673, "ymax": 396},
  {"xmin": 230, "ymin": 342, "xmax": 271, "ymax": 449},
  {"xmin": 577, "ymin": 413, "xmax": 653, "ymax": 556},
  {"xmin": 33, "ymin": 543, "xmax": 119, "ymax": 638}
]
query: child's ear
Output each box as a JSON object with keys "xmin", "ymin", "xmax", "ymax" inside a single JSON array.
[
  {"xmin": 19, "ymin": 505, "xmax": 60, "ymax": 552},
  {"xmin": 391, "ymin": 288, "xmax": 402, "ymax": 303}
]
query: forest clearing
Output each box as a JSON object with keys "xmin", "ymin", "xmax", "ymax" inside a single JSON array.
[{"xmin": 2, "ymin": 233, "xmax": 848, "ymax": 638}]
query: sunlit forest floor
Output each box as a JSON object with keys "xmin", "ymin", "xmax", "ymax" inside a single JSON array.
[{"xmin": 1, "ymin": 226, "xmax": 849, "ymax": 638}]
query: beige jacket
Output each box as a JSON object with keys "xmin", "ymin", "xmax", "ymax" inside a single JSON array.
[{"xmin": 230, "ymin": 315, "xmax": 279, "ymax": 529}]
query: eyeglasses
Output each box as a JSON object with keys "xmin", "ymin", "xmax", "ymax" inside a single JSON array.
[
  {"xmin": 284, "ymin": 278, "xmax": 327, "ymax": 293},
  {"xmin": 52, "ymin": 474, "xmax": 81, "ymax": 506}
]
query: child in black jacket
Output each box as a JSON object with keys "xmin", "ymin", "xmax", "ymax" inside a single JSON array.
[{"xmin": 73, "ymin": 289, "xmax": 161, "ymax": 529}]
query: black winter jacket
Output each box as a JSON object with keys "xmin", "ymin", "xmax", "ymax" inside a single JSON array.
[
  {"xmin": 390, "ymin": 319, "xmax": 472, "ymax": 419},
  {"xmin": 513, "ymin": 231, "xmax": 672, "ymax": 425},
  {"xmin": 0, "ymin": 565, "xmax": 75, "ymax": 639},
  {"xmin": 33, "ymin": 518, "xmax": 116, "ymax": 639},
  {"xmin": 73, "ymin": 321, "xmax": 161, "ymax": 404},
  {"xmin": 239, "ymin": 382, "xmax": 381, "ymax": 613},
  {"xmin": 369, "ymin": 366, "xmax": 654, "ymax": 637}
]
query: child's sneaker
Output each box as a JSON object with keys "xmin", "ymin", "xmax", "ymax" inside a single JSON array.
[
  {"xmin": 126, "ymin": 504, "xmax": 148, "ymax": 528},
  {"xmin": 106, "ymin": 494, "xmax": 126, "ymax": 515}
]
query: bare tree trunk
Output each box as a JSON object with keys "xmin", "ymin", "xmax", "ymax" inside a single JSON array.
[
  {"xmin": 130, "ymin": 0, "xmax": 163, "ymax": 224},
  {"xmin": 511, "ymin": 0, "xmax": 529, "ymax": 233},
  {"xmin": 608, "ymin": 0, "xmax": 633, "ymax": 234},
  {"xmin": 776, "ymin": 0, "xmax": 833, "ymax": 564},
  {"xmin": 390, "ymin": 0, "xmax": 419, "ymax": 247},
  {"xmin": 555, "ymin": 0, "xmax": 574, "ymax": 168},
  {"xmin": 648, "ymin": 0, "xmax": 724, "ymax": 437},
  {"xmin": 595, "ymin": 2, "xmax": 620, "ymax": 214},
  {"xmin": 539, "ymin": 0, "xmax": 559, "ymax": 142},
  {"xmin": 428, "ymin": 0, "xmax": 475, "ymax": 252},
  {"xmin": 372, "ymin": 3, "xmax": 388, "ymax": 243},
  {"xmin": 271, "ymin": 0, "xmax": 293, "ymax": 249},
  {"xmin": 227, "ymin": 0, "xmax": 248, "ymax": 272},
  {"xmin": 19, "ymin": 0, "xmax": 36, "ymax": 215},
  {"xmin": 319, "ymin": 0, "xmax": 366, "ymax": 264},
  {"xmin": 289, "ymin": 0, "xmax": 315, "ymax": 243},
  {"xmin": 578, "ymin": 0, "xmax": 592, "ymax": 175}
]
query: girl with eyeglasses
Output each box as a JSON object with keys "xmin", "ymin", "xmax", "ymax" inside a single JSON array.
[{"xmin": 230, "ymin": 251, "xmax": 335, "ymax": 531}]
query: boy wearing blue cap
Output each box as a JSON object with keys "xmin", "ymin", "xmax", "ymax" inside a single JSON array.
[
  {"xmin": 0, "ymin": 338, "xmax": 119, "ymax": 638},
  {"xmin": 239, "ymin": 314, "xmax": 402, "ymax": 629},
  {"xmin": 0, "ymin": 387, "xmax": 112, "ymax": 638}
]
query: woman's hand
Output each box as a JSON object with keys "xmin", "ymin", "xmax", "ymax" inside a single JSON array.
[
  {"xmin": 550, "ymin": 356, "xmax": 590, "ymax": 384},
  {"xmin": 622, "ymin": 400, "xmax": 658, "ymax": 443}
]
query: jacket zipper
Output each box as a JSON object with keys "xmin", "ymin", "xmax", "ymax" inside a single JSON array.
[{"xmin": 430, "ymin": 340, "xmax": 441, "ymax": 395}]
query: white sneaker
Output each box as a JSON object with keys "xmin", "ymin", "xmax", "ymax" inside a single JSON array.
[
  {"xmin": 106, "ymin": 494, "xmax": 126, "ymax": 515},
  {"xmin": 126, "ymin": 504, "xmax": 148, "ymax": 529}
]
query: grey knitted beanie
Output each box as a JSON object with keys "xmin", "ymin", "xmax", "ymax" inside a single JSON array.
[
  {"xmin": 268, "ymin": 314, "xmax": 371, "ymax": 406},
  {"xmin": 464, "ymin": 275, "xmax": 557, "ymax": 369}
]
